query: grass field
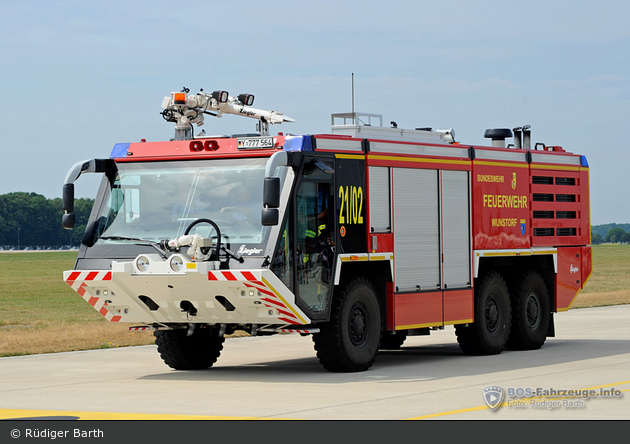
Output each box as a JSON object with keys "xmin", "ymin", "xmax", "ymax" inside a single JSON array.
[
  {"xmin": 0, "ymin": 252, "xmax": 155, "ymax": 357},
  {"xmin": 1, "ymin": 246, "xmax": 628, "ymax": 357},
  {"xmin": 573, "ymin": 244, "xmax": 630, "ymax": 307}
]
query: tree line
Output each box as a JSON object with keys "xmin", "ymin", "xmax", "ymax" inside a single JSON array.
[
  {"xmin": 0, "ymin": 192, "xmax": 94, "ymax": 249},
  {"xmin": 591, "ymin": 223, "xmax": 630, "ymax": 244},
  {"xmin": 591, "ymin": 226, "xmax": 630, "ymax": 244},
  {"xmin": 0, "ymin": 191, "xmax": 628, "ymax": 248}
]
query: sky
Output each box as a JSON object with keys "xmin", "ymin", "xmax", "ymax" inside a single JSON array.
[{"xmin": 1, "ymin": 0, "xmax": 628, "ymax": 225}]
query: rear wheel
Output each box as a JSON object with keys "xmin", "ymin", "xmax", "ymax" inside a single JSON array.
[
  {"xmin": 154, "ymin": 328, "xmax": 225, "ymax": 370},
  {"xmin": 313, "ymin": 277, "xmax": 381, "ymax": 372},
  {"xmin": 506, "ymin": 270, "xmax": 550, "ymax": 350},
  {"xmin": 456, "ymin": 271, "xmax": 511, "ymax": 355}
]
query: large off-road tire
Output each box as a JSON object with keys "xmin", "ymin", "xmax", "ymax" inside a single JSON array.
[
  {"xmin": 154, "ymin": 328, "xmax": 225, "ymax": 370},
  {"xmin": 312, "ymin": 277, "xmax": 381, "ymax": 372},
  {"xmin": 506, "ymin": 270, "xmax": 550, "ymax": 351},
  {"xmin": 456, "ymin": 271, "xmax": 511, "ymax": 355},
  {"xmin": 379, "ymin": 330, "xmax": 408, "ymax": 350}
]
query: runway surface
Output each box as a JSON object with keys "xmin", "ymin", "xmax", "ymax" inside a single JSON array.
[{"xmin": 1, "ymin": 305, "xmax": 629, "ymax": 420}]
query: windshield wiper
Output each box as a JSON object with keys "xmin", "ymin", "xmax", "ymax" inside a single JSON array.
[
  {"xmin": 220, "ymin": 245, "xmax": 244, "ymax": 263},
  {"xmin": 98, "ymin": 236, "xmax": 169, "ymax": 259}
]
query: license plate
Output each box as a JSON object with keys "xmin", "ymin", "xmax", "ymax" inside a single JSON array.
[{"xmin": 237, "ymin": 137, "xmax": 274, "ymax": 149}]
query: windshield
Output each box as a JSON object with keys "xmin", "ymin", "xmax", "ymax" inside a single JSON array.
[{"xmin": 91, "ymin": 158, "xmax": 270, "ymax": 252}]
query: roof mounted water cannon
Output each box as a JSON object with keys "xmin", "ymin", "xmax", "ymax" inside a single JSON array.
[{"xmin": 161, "ymin": 87, "xmax": 294, "ymax": 140}]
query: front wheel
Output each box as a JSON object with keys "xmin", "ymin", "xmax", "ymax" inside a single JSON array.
[
  {"xmin": 313, "ymin": 277, "xmax": 381, "ymax": 372},
  {"xmin": 154, "ymin": 328, "xmax": 225, "ymax": 370},
  {"xmin": 456, "ymin": 271, "xmax": 511, "ymax": 355}
]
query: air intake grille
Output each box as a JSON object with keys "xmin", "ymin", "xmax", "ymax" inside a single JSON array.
[
  {"xmin": 556, "ymin": 211, "xmax": 577, "ymax": 219},
  {"xmin": 534, "ymin": 211, "xmax": 554, "ymax": 219},
  {"xmin": 534, "ymin": 228, "xmax": 554, "ymax": 237},
  {"xmin": 557, "ymin": 228, "xmax": 577, "ymax": 236},
  {"xmin": 556, "ymin": 177, "xmax": 576, "ymax": 186},
  {"xmin": 530, "ymin": 172, "xmax": 582, "ymax": 243},
  {"xmin": 533, "ymin": 193, "xmax": 554, "ymax": 202},
  {"xmin": 556, "ymin": 194, "xmax": 576, "ymax": 202},
  {"xmin": 533, "ymin": 176, "xmax": 553, "ymax": 185}
]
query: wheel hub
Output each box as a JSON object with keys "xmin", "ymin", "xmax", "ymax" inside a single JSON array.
[
  {"xmin": 486, "ymin": 296, "xmax": 499, "ymax": 333},
  {"xmin": 526, "ymin": 293, "xmax": 541, "ymax": 329},
  {"xmin": 349, "ymin": 305, "xmax": 368, "ymax": 346}
]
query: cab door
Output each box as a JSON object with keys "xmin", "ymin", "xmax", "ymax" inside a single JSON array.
[{"xmin": 271, "ymin": 156, "xmax": 336, "ymax": 320}]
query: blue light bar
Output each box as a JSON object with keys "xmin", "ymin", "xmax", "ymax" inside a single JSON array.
[
  {"xmin": 283, "ymin": 136, "xmax": 313, "ymax": 152},
  {"xmin": 581, "ymin": 155, "xmax": 589, "ymax": 167},
  {"xmin": 110, "ymin": 143, "xmax": 130, "ymax": 158}
]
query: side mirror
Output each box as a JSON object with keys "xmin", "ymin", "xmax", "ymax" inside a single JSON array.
[
  {"xmin": 263, "ymin": 177, "xmax": 280, "ymax": 208},
  {"xmin": 62, "ymin": 158, "xmax": 113, "ymax": 231},
  {"xmin": 62, "ymin": 183, "xmax": 74, "ymax": 213},
  {"xmin": 62, "ymin": 213, "xmax": 76, "ymax": 230},
  {"xmin": 261, "ymin": 208, "xmax": 279, "ymax": 226},
  {"xmin": 62, "ymin": 183, "xmax": 75, "ymax": 229}
]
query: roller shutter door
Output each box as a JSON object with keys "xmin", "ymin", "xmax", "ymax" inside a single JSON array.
[{"xmin": 393, "ymin": 168, "xmax": 440, "ymax": 291}]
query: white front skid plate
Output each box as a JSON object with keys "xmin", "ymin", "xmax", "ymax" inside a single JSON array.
[{"xmin": 63, "ymin": 259, "xmax": 310, "ymax": 327}]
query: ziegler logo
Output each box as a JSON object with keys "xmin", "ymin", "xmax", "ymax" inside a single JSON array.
[
  {"xmin": 237, "ymin": 245, "xmax": 263, "ymax": 255},
  {"xmin": 570, "ymin": 264, "xmax": 579, "ymax": 274},
  {"xmin": 239, "ymin": 107, "xmax": 256, "ymax": 117}
]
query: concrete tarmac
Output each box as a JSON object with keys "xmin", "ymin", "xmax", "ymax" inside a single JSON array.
[{"xmin": 1, "ymin": 305, "xmax": 629, "ymax": 420}]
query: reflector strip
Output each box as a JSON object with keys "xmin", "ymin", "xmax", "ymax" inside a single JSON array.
[
  {"xmin": 244, "ymin": 282, "xmax": 275, "ymax": 298},
  {"xmin": 260, "ymin": 297, "xmax": 286, "ymax": 308},
  {"xmin": 206, "ymin": 270, "xmax": 308, "ymax": 324},
  {"xmin": 66, "ymin": 270, "xmax": 112, "ymax": 283},
  {"xmin": 277, "ymin": 308, "xmax": 298, "ymax": 320},
  {"xmin": 261, "ymin": 276, "xmax": 307, "ymax": 324},
  {"xmin": 65, "ymin": 271, "xmax": 120, "ymax": 323},
  {"xmin": 280, "ymin": 328, "xmax": 320, "ymax": 334},
  {"xmin": 242, "ymin": 271, "xmax": 257, "ymax": 281}
]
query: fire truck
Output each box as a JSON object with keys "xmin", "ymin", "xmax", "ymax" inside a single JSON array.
[{"xmin": 62, "ymin": 88, "xmax": 592, "ymax": 372}]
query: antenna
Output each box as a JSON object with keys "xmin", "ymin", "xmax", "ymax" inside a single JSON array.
[{"xmin": 351, "ymin": 73, "xmax": 355, "ymax": 125}]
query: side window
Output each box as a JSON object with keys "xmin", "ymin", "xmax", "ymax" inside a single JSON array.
[{"xmin": 271, "ymin": 204, "xmax": 293, "ymax": 290}]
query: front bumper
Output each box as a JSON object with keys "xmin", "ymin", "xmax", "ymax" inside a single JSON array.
[{"xmin": 63, "ymin": 254, "xmax": 310, "ymax": 327}]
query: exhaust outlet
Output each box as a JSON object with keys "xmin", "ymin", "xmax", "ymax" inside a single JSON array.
[
  {"xmin": 513, "ymin": 127, "xmax": 522, "ymax": 149},
  {"xmin": 484, "ymin": 128, "xmax": 513, "ymax": 148},
  {"xmin": 523, "ymin": 125, "xmax": 532, "ymax": 150}
]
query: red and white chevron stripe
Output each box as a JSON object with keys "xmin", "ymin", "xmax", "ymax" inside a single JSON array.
[
  {"xmin": 280, "ymin": 328, "xmax": 320, "ymax": 334},
  {"xmin": 208, "ymin": 270, "xmax": 301, "ymax": 325},
  {"xmin": 66, "ymin": 270, "xmax": 112, "ymax": 283},
  {"xmin": 65, "ymin": 271, "xmax": 120, "ymax": 322},
  {"xmin": 207, "ymin": 270, "xmax": 257, "ymax": 281}
]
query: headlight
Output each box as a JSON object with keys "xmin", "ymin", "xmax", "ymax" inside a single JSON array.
[
  {"xmin": 169, "ymin": 255, "xmax": 184, "ymax": 272},
  {"xmin": 136, "ymin": 256, "xmax": 150, "ymax": 272}
]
